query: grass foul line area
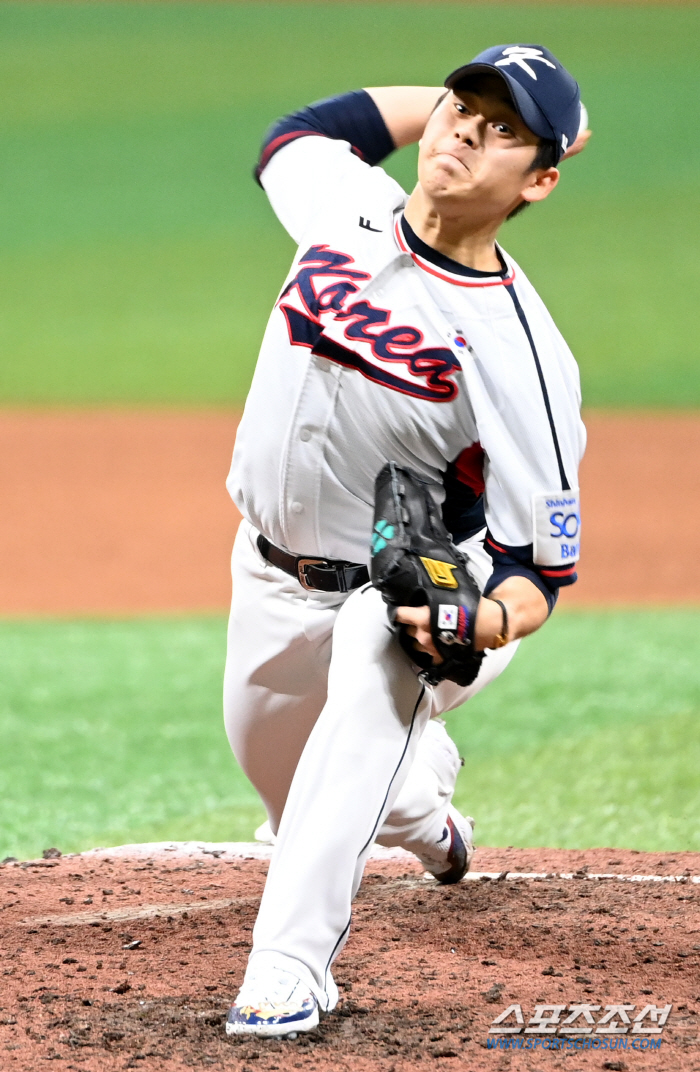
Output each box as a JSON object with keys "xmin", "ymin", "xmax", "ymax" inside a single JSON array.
[{"xmin": 1, "ymin": 610, "xmax": 699, "ymax": 861}]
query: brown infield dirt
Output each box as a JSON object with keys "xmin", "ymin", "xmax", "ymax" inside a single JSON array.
[
  {"xmin": 1, "ymin": 847, "xmax": 699, "ymax": 1071},
  {"xmin": 0, "ymin": 408, "xmax": 699, "ymax": 614}
]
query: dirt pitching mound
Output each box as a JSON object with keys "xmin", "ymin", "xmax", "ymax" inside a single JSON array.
[{"xmin": 2, "ymin": 846, "xmax": 698, "ymax": 1070}]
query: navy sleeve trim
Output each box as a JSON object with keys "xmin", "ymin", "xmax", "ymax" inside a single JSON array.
[
  {"xmin": 483, "ymin": 530, "xmax": 577, "ymax": 615},
  {"xmin": 484, "ymin": 563, "xmax": 559, "ymax": 616},
  {"xmin": 255, "ymin": 89, "xmax": 395, "ymax": 184}
]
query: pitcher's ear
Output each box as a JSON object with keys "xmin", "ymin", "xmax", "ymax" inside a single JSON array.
[{"xmin": 521, "ymin": 166, "xmax": 559, "ymax": 206}]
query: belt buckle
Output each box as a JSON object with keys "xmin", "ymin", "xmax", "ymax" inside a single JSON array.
[{"xmin": 297, "ymin": 557, "xmax": 328, "ymax": 591}]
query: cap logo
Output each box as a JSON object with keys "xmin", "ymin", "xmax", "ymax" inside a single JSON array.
[{"xmin": 495, "ymin": 46, "xmax": 556, "ymax": 81}]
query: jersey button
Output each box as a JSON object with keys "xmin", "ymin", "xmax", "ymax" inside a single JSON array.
[
  {"xmin": 299, "ymin": 428, "xmax": 311, "ymax": 442},
  {"xmin": 291, "ymin": 502, "xmax": 304, "ymax": 514}
]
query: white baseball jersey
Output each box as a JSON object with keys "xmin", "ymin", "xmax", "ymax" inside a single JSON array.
[
  {"xmin": 224, "ymin": 89, "xmax": 586, "ymax": 1012},
  {"xmin": 228, "ymin": 116, "xmax": 586, "ymax": 596}
]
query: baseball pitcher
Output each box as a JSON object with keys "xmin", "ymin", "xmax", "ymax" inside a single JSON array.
[{"xmin": 223, "ymin": 43, "xmax": 588, "ymax": 1037}]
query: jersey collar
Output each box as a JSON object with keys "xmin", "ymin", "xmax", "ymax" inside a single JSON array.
[{"xmin": 395, "ymin": 214, "xmax": 515, "ymax": 288}]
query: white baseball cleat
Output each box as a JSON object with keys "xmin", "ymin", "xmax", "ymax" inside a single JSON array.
[
  {"xmin": 415, "ymin": 806, "xmax": 475, "ymax": 884},
  {"xmin": 254, "ymin": 819, "xmax": 276, "ymax": 845},
  {"xmin": 225, "ymin": 967, "xmax": 319, "ymax": 1038}
]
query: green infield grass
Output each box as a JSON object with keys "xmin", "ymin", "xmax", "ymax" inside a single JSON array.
[
  {"xmin": 1, "ymin": 610, "xmax": 699, "ymax": 861},
  {"xmin": 0, "ymin": 3, "xmax": 698, "ymax": 407}
]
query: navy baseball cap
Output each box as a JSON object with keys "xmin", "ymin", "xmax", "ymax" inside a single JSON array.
[{"xmin": 445, "ymin": 44, "xmax": 581, "ymax": 162}]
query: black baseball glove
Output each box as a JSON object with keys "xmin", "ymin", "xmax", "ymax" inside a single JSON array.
[{"xmin": 370, "ymin": 462, "xmax": 484, "ymax": 687}]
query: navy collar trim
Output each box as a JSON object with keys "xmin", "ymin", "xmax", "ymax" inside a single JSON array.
[{"xmin": 399, "ymin": 214, "xmax": 508, "ymax": 280}]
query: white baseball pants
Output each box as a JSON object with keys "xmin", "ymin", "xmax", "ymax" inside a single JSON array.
[{"xmin": 223, "ymin": 520, "xmax": 518, "ymax": 1009}]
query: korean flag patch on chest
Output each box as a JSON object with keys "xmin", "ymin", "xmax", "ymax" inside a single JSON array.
[{"xmin": 532, "ymin": 489, "xmax": 581, "ymax": 567}]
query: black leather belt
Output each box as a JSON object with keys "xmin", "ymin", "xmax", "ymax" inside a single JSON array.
[{"xmin": 256, "ymin": 534, "xmax": 369, "ymax": 594}]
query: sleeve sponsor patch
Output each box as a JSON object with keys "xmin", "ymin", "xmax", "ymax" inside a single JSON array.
[{"xmin": 532, "ymin": 490, "xmax": 581, "ymax": 567}]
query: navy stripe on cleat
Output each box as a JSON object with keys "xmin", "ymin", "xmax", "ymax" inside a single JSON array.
[
  {"xmin": 226, "ymin": 969, "xmax": 319, "ymax": 1038},
  {"xmin": 416, "ymin": 807, "xmax": 475, "ymax": 885}
]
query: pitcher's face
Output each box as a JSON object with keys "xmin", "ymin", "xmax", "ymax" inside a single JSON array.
[{"xmin": 417, "ymin": 76, "xmax": 558, "ymax": 221}]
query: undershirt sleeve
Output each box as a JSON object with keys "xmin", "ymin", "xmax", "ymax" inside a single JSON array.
[
  {"xmin": 483, "ymin": 533, "xmax": 575, "ymax": 615},
  {"xmin": 255, "ymin": 90, "xmax": 396, "ymax": 184}
]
